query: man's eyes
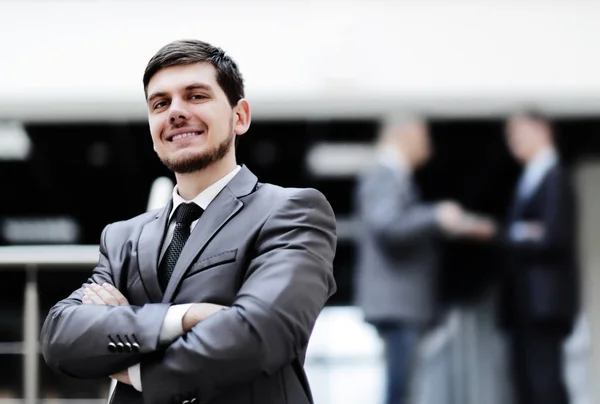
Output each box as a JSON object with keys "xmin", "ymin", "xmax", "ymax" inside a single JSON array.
[{"xmin": 151, "ymin": 95, "xmax": 208, "ymax": 110}]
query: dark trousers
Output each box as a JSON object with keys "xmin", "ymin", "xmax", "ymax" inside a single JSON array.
[
  {"xmin": 510, "ymin": 325, "xmax": 569, "ymax": 404},
  {"xmin": 375, "ymin": 322, "xmax": 421, "ymax": 404}
]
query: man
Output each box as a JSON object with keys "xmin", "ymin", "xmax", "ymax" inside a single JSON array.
[
  {"xmin": 502, "ymin": 111, "xmax": 579, "ymax": 404},
  {"xmin": 40, "ymin": 39, "xmax": 337, "ymax": 404},
  {"xmin": 354, "ymin": 117, "xmax": 494, "ymax": 404}
]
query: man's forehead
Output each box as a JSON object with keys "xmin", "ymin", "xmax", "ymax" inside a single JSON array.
[{"xmin": 147, "ymin": 63, "xmax": 218, "ymax": 92}]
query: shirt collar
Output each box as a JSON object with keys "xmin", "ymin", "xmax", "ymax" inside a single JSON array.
[
  {"xmin": 378, "ymin": 147, "xmax": 410, "ymax": 175},
  {"xmin": 524, "ymin": 147, "xmax": 558, "ymax": 177},
  {"xmin": 518, "ymin": 147, "xmax": 558, "ymax": 199},
  {"xmin": 169, "ymin": 165, "xmax": 241, "ymax": 222}
]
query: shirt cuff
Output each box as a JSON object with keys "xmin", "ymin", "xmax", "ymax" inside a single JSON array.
[
  {"xmin": 128, "ymin": 364, "xmax": 142, "ymax": 392},
  {"xmin": 159, "ymin": 303, "xmax": 195, "ymax": 343}
]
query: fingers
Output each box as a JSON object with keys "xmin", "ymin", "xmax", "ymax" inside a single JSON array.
[
  {"xmin": 101, "ymin": 283, "xmax": 129, "ymax": 306},
  {"xmin": 83, "ymin": 286, "xmax": 107, "ymax": 305},
  {"xmin": 82, "ymin": 283, "xmax": 128, "ymax": 306},
  {"xmin": 91, "ymin": 283, "xmax": 121, "ymax": 306}
]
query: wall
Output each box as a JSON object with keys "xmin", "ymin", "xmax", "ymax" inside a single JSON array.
[{"xmin": 2, "ymin": 0, "xmax": 600, "ymax": 121}]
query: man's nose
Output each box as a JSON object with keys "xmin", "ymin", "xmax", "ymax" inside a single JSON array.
[
  {"xmin": 168, "ymin": 103, "xmax": 191, "ymax": 124},
  {"xmin": 170, "ymin": 114, "xmax": 187, "ymax": 124}
]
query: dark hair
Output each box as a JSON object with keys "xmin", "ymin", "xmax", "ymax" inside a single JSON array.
[
  {"xmin": 143, "ymin": 39, "xmax": 245, "ymax": 107},
  {"xmin": 511, "ymin": 108, "xmax": 552, "ymax": 126},
  {"xmin": 509, "ymin": 108, "xmax": 557, "ymax": 141}
]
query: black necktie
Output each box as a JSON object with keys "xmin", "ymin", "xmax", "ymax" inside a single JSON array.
[{"xmin": 158, "ymin": 203, "xmax": 204, "ymax": 291}]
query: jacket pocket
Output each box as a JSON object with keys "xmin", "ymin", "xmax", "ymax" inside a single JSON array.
[{"xmin": 186, "ymin": 249, "xmax": 237, "ymax": 277}]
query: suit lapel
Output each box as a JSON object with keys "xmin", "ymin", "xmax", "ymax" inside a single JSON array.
[
  {"xmin": 162, "ymin": 166, "xmax": 257, "ymax": 302},
  {"xmin": 137, "ymin": 200, "xmax": 172, "ymax": 303},
  {"xmin": 510, "ymin": 166, "xmax": 555, "ymax": 221}
]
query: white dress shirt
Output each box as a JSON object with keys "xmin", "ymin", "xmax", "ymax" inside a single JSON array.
[
  {"xmin": 510, "ymin": 147, "xmax": 558, "ymax": 241},
  {"xmin": 126, "ymin": 165, "xmax": 241, "ymax": 391},
  {"xmin": 516, "ymin": 147, "xmax": 558, "ymax": 202}
]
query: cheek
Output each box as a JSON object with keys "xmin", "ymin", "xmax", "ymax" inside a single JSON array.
[
  {"xmin": 148, "ymin": 118, "xmax": 163, "ymax": 142},
  {"xmin": 508, "ymin": 137, "xmax": 521, "ymax": 152},
  {"xmin": 515, "ymin": 137, "xmax": 529, "ymax": 152}
]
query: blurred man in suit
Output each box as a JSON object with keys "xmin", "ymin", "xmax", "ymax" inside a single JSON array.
[
  {"xmin": 354, "ymin": 117, "xmax": 495, "ymax": 404},
  {"xmin": 503, "ymin": 111, "xmax": 579, "ymax": 404},
  {"xmin": 40, "ymin": 39, "xmax": 337, "ymax": 404}
]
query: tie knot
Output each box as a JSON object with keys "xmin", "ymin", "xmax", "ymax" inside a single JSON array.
[{"xmin": 174, "ymin": 203, "xmax": 203, "ymax": 225}]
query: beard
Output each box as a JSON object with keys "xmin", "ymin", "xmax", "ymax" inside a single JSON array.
[{"xmin": 160, "ymin": 125, "xmax": 235, "ymax": 174}]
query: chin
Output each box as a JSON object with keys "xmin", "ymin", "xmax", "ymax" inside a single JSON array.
[
  {"xmin": 158, "ymin": 132, "xmax": 234, "ymax": 174},
  {"xmin": 161, "ymin": 152, "xmax": 206, "ymax": 173}
]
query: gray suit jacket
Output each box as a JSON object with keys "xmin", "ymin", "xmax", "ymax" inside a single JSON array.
[
  {"xmin": 40, "ymin": 166, "xmax": 337, "ymax": 404},
  {"xmin": 354, "ymin": 163, "xmax": 441, "ymax": 324}
]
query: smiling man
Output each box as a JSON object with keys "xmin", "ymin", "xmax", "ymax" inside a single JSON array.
[{"xmin": 40, "ymin": 40, "xmax": 337, "ymax": 404}]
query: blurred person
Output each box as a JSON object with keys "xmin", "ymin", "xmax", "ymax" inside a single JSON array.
[
  {"xmin": 502, "ymin": 111, "xmax": 579, "ymax": 404},
  {"xmin": 39, "ymin": 39, "xmax": 337, "ymax": 404},
  {"xmin": 353, "ymin": 117, "xmax": 495, "ymax": 404}
]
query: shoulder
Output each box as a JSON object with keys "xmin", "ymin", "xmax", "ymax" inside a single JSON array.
[
  {"xmin": 545, "ymin": 164, "xmax": 572, "ymax": 186},
  {"xmin": 357, "ymin": 163, "xmax": 408, "ymax": 194},
  {"xmin": 250, "ymin": 183, "xmax": 335, "ymax": 227},
  {"xmin": 252, "ymin": 183, "xmax": 336, "ymax": 243},
  {"xmin": 256, "ymin": 183, "xmax": 331, "ymax": 211},
  {"xmin": 100, "ymin": 209, "xmax": 162, "ymax": 244},
  {"xmin": 359, "ymin": 163, "xmax": 388, "ymax": 180}
]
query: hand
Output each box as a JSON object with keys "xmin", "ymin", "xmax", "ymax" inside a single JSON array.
[
  {"xmin": 511, "ymin": 221, "xmax": 545, "ymax": 241},
  {"xmin": 81, "ymin": 283, "xmax": 131, "ymax": 382},
  {"xmin": 82, "ymin": 282, "xmax": 129, "ymax": 306},
  {"xmin": 457, "ymin": 215, "xmax": 497, "ymax": 241},
  {"xmin": 436, "ymin": 201, "xmax": 465, "ymax": 235},
  {"xmin": 182, "ymin": 303, "xmax": 229, "ymax": 332},
  {"xmin": 521, "ymin": 221, "xmax": 544, "ymax": 240},
  {"xmin": 110, "ymin": 369, "xmax": 132, "ymax": 386}
]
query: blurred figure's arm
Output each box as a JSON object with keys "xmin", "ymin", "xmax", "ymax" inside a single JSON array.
[
  {"xmin": 509, "ymin": 169, "xmax": 576, "ymax": 255},
  {"xmin": 357, "ymin": 169, "xmax": 445, "ymax": 247}
]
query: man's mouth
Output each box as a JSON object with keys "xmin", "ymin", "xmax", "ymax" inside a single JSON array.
[{"xmin": 167, "ymin": 131, "xmax": 204, "ymax": 142}]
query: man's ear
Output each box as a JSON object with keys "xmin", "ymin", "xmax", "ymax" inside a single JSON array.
[{"xmin": 233, "ymin": 99, "xmax": 251, "ymax": 136}]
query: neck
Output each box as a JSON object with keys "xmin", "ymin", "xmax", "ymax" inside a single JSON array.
[
  {"xmin": 395, "ymin": 147, "xmax": 416, "ymax": 169},
  {"xmin": 525, "ymin": 144, "xmax": 554, "ymax": 165},
  {"xmin": 174, "ymin": 154, "xmax": 237, "ymax": 201},
  {"xmin": 380, "ymin": 143, "xmax": 414, "ymax": 168}
]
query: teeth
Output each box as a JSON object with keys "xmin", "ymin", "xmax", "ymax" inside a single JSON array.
[{"xmin": 172, "ymin": 132, "xmax": 198, "ymax": 141}]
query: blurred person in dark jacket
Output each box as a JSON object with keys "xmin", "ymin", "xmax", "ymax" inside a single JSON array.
[
  {"xmin": 354, "ymin": 116, "xmax": 495, "ymax": 404},
  {"xmin": 502, "ymin": 111, "xmax": 579, "ymax": 404}
]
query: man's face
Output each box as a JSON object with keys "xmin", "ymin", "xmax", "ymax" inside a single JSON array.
[
  {"xmin": 406, "ymin": 122, "xmax": 431, "ymax": 167},
  {"xmin": 146, "ymin": 63, "xmax": 243, "ymax": 173},
  {"xmin": 505, "ymin": 117, "xmax": 545, "ymax": 164}
]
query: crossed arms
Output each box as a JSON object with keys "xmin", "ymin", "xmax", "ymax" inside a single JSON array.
[
  {"xmin": 40, "ymin": 188, "xmax": 337, "ymax": 404},
  {"xmin": 80, "ymin": 282, "xmax": 226, "ymax": 386}
]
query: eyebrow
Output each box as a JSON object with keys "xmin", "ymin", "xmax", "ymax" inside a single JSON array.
[{"xmin": 147, "ymin": 83, "xmax": 214, "ymax": 103}]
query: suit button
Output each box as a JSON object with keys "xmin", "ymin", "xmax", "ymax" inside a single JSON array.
[
  {"xmin": 132, "ymin": 342, "xmax": 140, "ymax": 352},
  {"xmin": 182, "ymin": 401, "xmax": 190, "ymax": 404},
  {"xmin": 116, "ymin": 342, "xmax": 124, "ymax": 352},
  {"xmin": 107, "ymin": 342, "xmax": 117, "ymax": 353},
  {"xmin": 190, "ymin": 399, "xmax": 197, "ymax": 403},
  {"xmin": 124, "ymin": 342, "xmax": 132, "ymax": 352}
]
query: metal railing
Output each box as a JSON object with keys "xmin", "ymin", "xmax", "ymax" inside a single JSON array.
[{"xmin": 0, "ymin": 245, "xmax": 100, "ymax": 404}]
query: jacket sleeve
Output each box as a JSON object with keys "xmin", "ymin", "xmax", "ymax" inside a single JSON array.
[
  {"xmin": 358, "ymin": 169, "xmax": 440, "ymax": 248},
  {"xmin": 139, "ymin": 188, "xmax": 337, "ymax": 404},
  {"xmin": 40, "ymin": 224, "xmax": 171, "ymax": 379}
]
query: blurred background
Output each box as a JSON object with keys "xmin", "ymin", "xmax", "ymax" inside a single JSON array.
[{"xmin": 1, "ymin": 0, "xmax": 600, "ymax": 403}]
